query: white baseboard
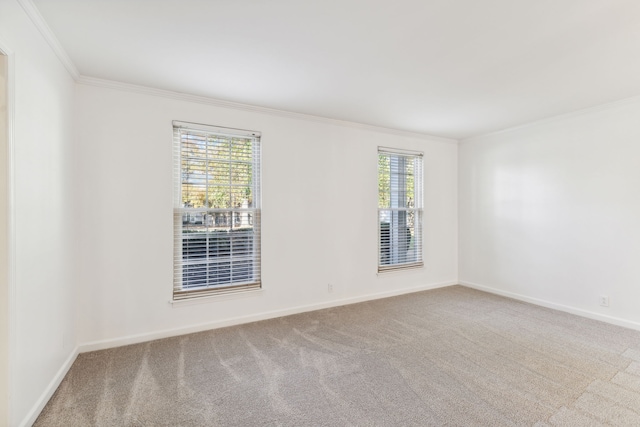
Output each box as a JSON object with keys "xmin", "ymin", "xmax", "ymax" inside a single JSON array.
[
  {"xmin": 460, "ymin": 280, "xmax": 640, "ymax": 332},
  {"xmin": 79, "ymin": 280, "xmax": 457, "ymax": 353},
  {"xmin": 19, "ymin": 346, "xmax": 79, "ymax": 427}
]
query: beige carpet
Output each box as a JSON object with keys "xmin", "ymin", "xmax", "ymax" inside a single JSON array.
[{"xmin": 35, "ymin": 285, "xmax": 640, "ymax": 426}]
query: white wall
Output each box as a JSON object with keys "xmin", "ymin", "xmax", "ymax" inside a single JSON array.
[
  {"xmin": 74, "ymin": 82, "xmax": 458, "ymax": 348},
  {"xmin": 459, "ymin": 97, "xmax": 640, "ymax": 328},
  {"xmin": 0, "ymin": 1, "xmax": 77, "ymax": 425}
]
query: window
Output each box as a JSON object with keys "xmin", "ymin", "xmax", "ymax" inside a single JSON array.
[
  {"xmin": 173, "ymin": 121, "xmax": 261, "ymax": 300},
  {"xmin": 378, "ymin": 148, "xmax": 423, "ymax": 271}
]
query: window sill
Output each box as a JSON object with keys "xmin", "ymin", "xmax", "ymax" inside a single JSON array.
[
  {"xmin": 377, "ymin": 262, "xmax": 424, "ymax": 275},
  {"xmin": 170, "ymin": 286, "xmax": 263, "ymax": 307}
]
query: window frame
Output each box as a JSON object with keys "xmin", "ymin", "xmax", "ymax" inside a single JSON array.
[
  {"xmin": 172, "ymin": 121, "xmax": 262, "ymax": 300},
  {"xmin": 377, "ymin": 147, "xmax": 424, "ymax": 272}
]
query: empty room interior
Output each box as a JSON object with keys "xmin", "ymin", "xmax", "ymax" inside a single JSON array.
[{"xmin": 3, "ymin": 0, "xmax": 640, "ymax": 425}]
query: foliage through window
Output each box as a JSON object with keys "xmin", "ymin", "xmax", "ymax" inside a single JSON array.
[
  {"xmin": 378, "ymin": 148, "xmax": 423, "ymax": 271},
  {"xmin": 173, "ymin": 121, "xmax": 261, "ymax": 299}
]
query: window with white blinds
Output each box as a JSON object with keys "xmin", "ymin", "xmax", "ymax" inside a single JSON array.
[
  {"xmin": 378, "ymin": 148, "xmax": 423, "ymax": 271},
  {"xmin": 173, "ymin": 121, "xmax": 261, "ymax": 300}
]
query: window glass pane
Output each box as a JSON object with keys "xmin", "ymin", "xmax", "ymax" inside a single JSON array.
[
  {"xmin": 207, "ymin": 184, "xmax": 231, "ymax": 209},
  {"xmin": 208, "ymin": 136, "xmax": 230, "ymax": 160},
  {"xmin": 405, "ymin": 159, "xmax": 415, "ymax": 207},
  {"xmin": 378, "ymin": 154, "xmax": 391, "ymax": 209},
  {"xmin": 208, "ymin": 161, "xmax": 229, "ymax": 185}
]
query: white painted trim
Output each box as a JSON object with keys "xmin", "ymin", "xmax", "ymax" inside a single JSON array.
[
  {"xmin": 170, "ymin": 288, "xmax": 264, "ymax": 307},
  {"xmin": 376, "ymin": 264, "xmax": 425, "ymax": 275},
  {"xmin": 79, "ymin": 280, "xmax": 457, "ymax": 352},
  {"xmin": 15, "ymin": 0, "xmax": 80, "ymax": 80},
  {"xmin": 77, "ymin": 76, "xmax": 458, "ymax": 145},
  {"xmin": 461, "ymin": 93, "xmax": 640, "ymax": 144},
  {"xmin": 18, "ymin": 347, "xmax": 79, "ymax": 427},
  {"xmin": 459, "ymin": 280, "xmax": 640, "ymax": 332},
  {"xmin": 0, "ymin": 40, "xmax": 16, "ymax": 427},
  {"xmin": 6, "ymin": 51, "xmax": 14, "ymax": 427}
]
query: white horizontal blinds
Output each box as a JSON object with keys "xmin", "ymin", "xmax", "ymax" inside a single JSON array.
[
  {"xmin": 378, "ymin": 148, "xmax": 423, "ymax": 271},
  {"xmin": 173, "ymin": 121, "xmax": 261, "ymax": 300}
]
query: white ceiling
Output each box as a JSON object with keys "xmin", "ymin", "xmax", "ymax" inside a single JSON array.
[{"xmin": 32, "ymin": 0, "xmax": 640, "ymax": 139}]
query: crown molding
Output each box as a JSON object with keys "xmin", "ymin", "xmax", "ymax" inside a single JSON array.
[
  {"xmin": 17, "ymin": 0, "xmax": 80, "ymax": 80},
  {"xmin": 77, "ymin": 76, "xmax": 458, "ymax": 144},
  {"xmin": 462, "ymin": 93, "xmax": 640, "ymax": 144}
]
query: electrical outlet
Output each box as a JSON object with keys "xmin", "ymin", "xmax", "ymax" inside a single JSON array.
[
  {"xmin": 328, "ymin": 283, "xmax": 333, "ymax": 293},
  {"xmin": 599, "ymin": 296, "xmax": 609, "ymax": 307}
]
